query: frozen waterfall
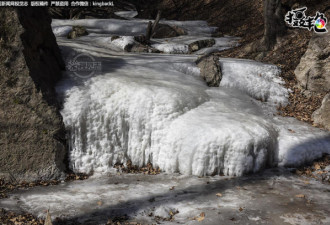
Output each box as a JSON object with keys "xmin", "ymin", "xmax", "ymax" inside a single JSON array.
[{"xmin": 53, "ymin": 19, "xmax": 330, "ymax": 177}]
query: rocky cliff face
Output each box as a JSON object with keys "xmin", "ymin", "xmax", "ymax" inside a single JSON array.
[
  {"xmin": 0, "ymin": 8, "xmax": 67, "ymax": 182},
  {"xmin": 294, "ymin": 27, "xmax": 330, "ymax": 94},
  {"xmin": 313, "ymin": 93, "xmax": 330, "ymax": 130},
  {"xmin": 295, "ymin": 24, "xmax": 330, "ymax": 129}
]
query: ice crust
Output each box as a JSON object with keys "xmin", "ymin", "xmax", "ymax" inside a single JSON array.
[{"xmin": 52, "ymin": 18, "xmax": 330, "ymax": 177}]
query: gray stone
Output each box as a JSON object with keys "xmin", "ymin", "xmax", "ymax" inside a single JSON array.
[
  {"xmin": 188, "ymin": 39, "xmax": 216, "ymax": 53},
  {"xmin": 67, "ymin": 26, "xmax": 88, "ymax": 39},
  {"xmin": 0, "ymin": 8, "xmax": 66, "ymax": 182},
  {"xmin": 325, "ymin": 165, "xmax": 330, "ymax": 172},
  {"xmin": 152, "ymin": 24, "xmax": 186, "ymax": 39},
  {"xmin": 294, "ymin": 26, "xmax": 330, "ymax": 94},
  {"xmin": 124, "ymin": 42, "xmax": 161, "ymax": 53},
  {"xmin": 195, "ymin": 54, "xmax": 222, "ymax": 87},
  {"xmin": 312, "ymin": 93, "xmax": 330, "ymax": 130}
]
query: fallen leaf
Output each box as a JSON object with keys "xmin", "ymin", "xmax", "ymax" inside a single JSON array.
[
  {"xmin": 239, "ymin": 207, "xmax": 244, "ymax": 212},
  {"xmin": 97, "ymin": 201, "xmax": 103, "ymax": 206},
  {"xmin": 295, "ymin": 194, "xmax": 305, "ymax": 198},
  {"xmin": 317, "ymin": 171, "xmax": 326, "ymax": 175},
  {"xmin": 216, "ymin": 193, "xmax": 222, "ymax": 197},
  {"xmin": 314, "ymin": 163, "xmax": 321, "ymax": 170},
  {"xmin": 169, "ymin": 186, "xmax": 175, "ymax": 190},
  {"xmin": 196, "ymin": 212, "xmax": 205, "ymax": 222}
]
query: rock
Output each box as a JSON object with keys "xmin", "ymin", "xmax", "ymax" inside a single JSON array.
[
  {"xmin": 195, "ymin": 54, "xmax": 222, "ymax": 87},
  {"xmin": 0, "ymin": 8, "xmax": 66, "ymax": 182},
  {"xmin": 152, "ymin": 24, "xmax": 186, "ymax": 38},
  {"xmin": 134, "ymin": 35, "xmax": 148, "ymax": 44},
  {"xmin": 111, "ymin": 35, "xmax": 120, "ymax": 41},
  {"xmin": 294, "ymin": 27, "xmax": 330, "ymax": 94},
  {"xmin": 188, "ymin": 39, "xmax": 216, "ymax": 53},
  {"xmin": 325, "ymin": 165, "xmax": 330, "ymax": 172},
  {"xmin": 312, "ymin": 93, "xmax": 330, "ymax": 130},
  {"xmin": 67, "ymin": 26, "xmax": 88, "ymax": 39},
  {"xmin": 125, "ymin": 42, "xmax": 161, "ymax": 53}
]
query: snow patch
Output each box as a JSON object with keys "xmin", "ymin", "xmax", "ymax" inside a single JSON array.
[
  {"xmin": 152, "ymin": 43, "xmax": 189, "ymax": 54},
  {"xmin": 111, "ymin": 36, "xmax": 135, "ymax": 50},
  {"xmin": 114, "ymin": 11, "xmax": 138, "ymax": 19},
  {"xmin": 52, "ymin": 26, "xmax": 72, "ymax": 37}
]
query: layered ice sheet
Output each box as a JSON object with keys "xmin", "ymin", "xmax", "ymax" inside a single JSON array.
[
  {"xmin": 219, "ymin": 58, "xmax": 289, "ymax": 105},
  {"xmin": 51, "ymin": 19, "xmax": 238, "ymax": 55},
  {"xmin": 56, "ymin": 38, "xmax": 330, "ymax": 176},
  {"xmin": 52, "ymin": 18, "xmax": 217, "ymax": 36}
]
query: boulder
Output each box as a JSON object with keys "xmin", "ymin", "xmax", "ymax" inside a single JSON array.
[
  {"xmin": 195, "ymin": 54, "xmax": 222, "ymax": 87},
  {"xmin": 67, "ymin": 26, "xmax": 88, "ymax": 39},
  {"xmin": 0, "ymin": 8, "xmax": 66, "ymax": 182},
  {"xmin": 312, "ymin": 93, "xmax": 330, "ymax": 130},
  {"xmin": 294, "ymin": 28, "xmax": 330, "ymax": 94},
  {"xmin": 189, "ymin": 39, "xmax": 216, "ymax": 53},
  {"xmin": 152, "ymin": 24, "xmax": 186, "ymax": 38},
  {"xmin": 124, "ymin": 42, "xmax": 161, "ymax": 53}
]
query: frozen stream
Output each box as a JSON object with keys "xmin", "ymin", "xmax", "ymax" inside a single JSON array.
[
  {"xmin": 1, "ymin": 169, "xmax": 330, "ymax": 225},
  {"xmin": 1, "ymin": 16, "xmax": 330, "ymax": 224}
]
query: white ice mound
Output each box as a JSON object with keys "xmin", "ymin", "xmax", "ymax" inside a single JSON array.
[
  {"xmin": 220, "ymin": 58, "xmax": 289, "ymax": 105},
  {"xmin": 57, "ymin": 48, "xmax": 330, "ymax": 177}
]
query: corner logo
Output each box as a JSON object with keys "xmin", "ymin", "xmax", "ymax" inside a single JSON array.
[{"xmin": 285, "ymin": 7, "xmax": 328, "ymax": 33}]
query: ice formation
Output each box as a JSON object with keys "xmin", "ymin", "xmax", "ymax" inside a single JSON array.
[{"xmin": 52, "ymin": 18, "xmax": 330, "ymax": 177}]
